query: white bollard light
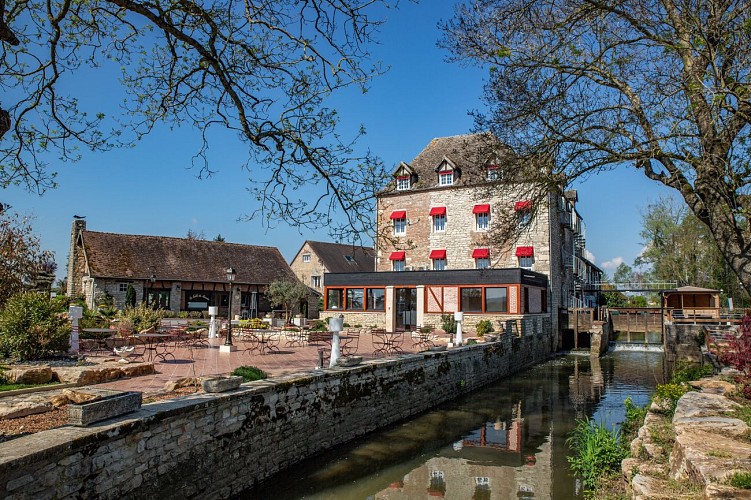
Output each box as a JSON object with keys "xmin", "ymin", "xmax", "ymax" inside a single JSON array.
[
  {"xmin": 329, "ymin": 315, "xmax": 344, "ymax": 368},
  {"xmin": 208, "ymin": 306, "xmax": 218, "ymax": 338},
  {"xmin": 68, "ymin": 306, "xmax": 83, "ymax": 354},
  {"xmin": 454, "ymin": 311, "xmax": 464, "ymax": 346}
]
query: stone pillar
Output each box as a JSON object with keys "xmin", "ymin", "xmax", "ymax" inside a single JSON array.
[
  {"xmin": 416, "ymin": 285, "xmax": 425, "ymax": 327},
  {"xmin": 170, "ymin": 283, "xmax": 181, "ymax": 313},
  {"xmin": 385, "ymin": 286, "xmax": 395, "ymax": 332}
]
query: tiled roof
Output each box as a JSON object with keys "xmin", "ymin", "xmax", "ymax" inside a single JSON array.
[
  {"xmin": 398, "ymin": 133, "xmax": 508, "ymax": 189},
  {"xmin": 305, "ymin": 241, "xmax": 375, "ymax": 273},
  {"xmin": 81, "ymin": 231, "xmax": 296, "ymax": 284}
]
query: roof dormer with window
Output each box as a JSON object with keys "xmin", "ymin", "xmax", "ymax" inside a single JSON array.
[
  {"xmin": 393, "ymin": 162, "xmax": 416, "ymax": 191},
  {"xmin": 435, "ymin": 157, "xmax": 460, "ymax": 187}
]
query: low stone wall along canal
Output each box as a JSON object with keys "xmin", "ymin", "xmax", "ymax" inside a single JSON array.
[{"xmin": 0, "ymin": 320, "xmax": 552, "ymax": 499}]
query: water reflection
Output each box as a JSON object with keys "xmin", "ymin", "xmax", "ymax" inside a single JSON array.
[{"xmin": 242, "ymin": 351, "xmax": 664, "ymax": 499}]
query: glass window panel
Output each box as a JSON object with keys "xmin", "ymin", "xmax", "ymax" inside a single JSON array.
[
  {"xmin": 460, "ymin": 287, "xmax": 483, "ymax": 312},
  {"xmin": 367, "ymin": 288, "xmax": 385, "ymax": 310},
  {"xmin": 485, "ymin": 287, "xmax": 508, "ymax": 312},
  {"xmin": 346, "ymin": 288, "xmax": 364, "ymax": 310},
  {"xmin": 327, "ymin": 288, "xmax": 344, "ymax": 309}
]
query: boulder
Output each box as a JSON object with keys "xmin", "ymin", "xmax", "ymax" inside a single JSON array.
[
  {"xmin": 337, "ymin": 356, "xmax": 363, "ymax": 367},
  {"xmin": 202, "ymin": 376, "xmax": 243, "ymax": 393},
  {"xmin": 689, "ymin": 379, "xmax": 736, "ymax": 396},
  {"xmin": 164, "ymin": 377, "xmax": 201, "ymax": 392},
  {"xmin": 5, "ymin": 366, "xmax": 53, "ymax": 385},
  {"xmin": 0, "ymin": 400, "xmax": 53, "ymax": 420}
]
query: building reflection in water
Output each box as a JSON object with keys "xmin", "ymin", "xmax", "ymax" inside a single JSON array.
[
  {"xmin": 242, "ymin": 353, "xmax": 664, "ymax": 500},
  {"xmin": 374, "ymin": 400, "xmax": 553, "ymax": 499}
]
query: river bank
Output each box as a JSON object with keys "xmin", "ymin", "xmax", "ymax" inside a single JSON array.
[{"xmin": 624, "ymin": 374, "xmax": 751, "ymax": 499}]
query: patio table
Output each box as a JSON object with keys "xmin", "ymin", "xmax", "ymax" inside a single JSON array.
[{"xmin": 132, "ymin": 333, "xmax": 177, "ymax": 362}]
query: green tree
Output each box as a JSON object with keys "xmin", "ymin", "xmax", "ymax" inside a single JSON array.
[
  {"xmin": 125, "ymin": 284, "xmax": 137, "ymax": 309},
  {"xmin": 1, "ymin": 1, "xmax": 392, "ymax": 243},
  {"xmin": 0, "ymin": 210, "xmax": 56, "ymax": 308},
  {"xmin": 213, "ymin": 234, "xmax": 225, "ymax": 243},
  {"xmin": 265, "ymin": 279, "xmax": 310, "ymax": 324},
  {"xmin": 442, "ymin": 0, "xmax": 751, "ymax": 296}
]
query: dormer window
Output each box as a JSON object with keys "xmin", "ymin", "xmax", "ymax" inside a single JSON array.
[
  {"xmin": 396, "ymin": 175, "xmax": 411, "ymax": 191},
  {"xmin": 439, "ymin": 171, "xmax": 454, "ymax": 186},
  {"xmin": 486, "ymin": 164, "xmax": 501, "ymax": 181}
]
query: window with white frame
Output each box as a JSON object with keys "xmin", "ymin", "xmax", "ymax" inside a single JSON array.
[
  {"xmin": 519, "ymin": 256, "xmax": 534, "ymax": 269},
  {"xmin": 433, "ymin": 258, "xmax": 446, "ymax": 271},
  {"xmin": 439, "ymin": 171, "xmax": 454, "ymax": 186},
  {"xmin": 486, "ymin": 166, "xmax": 501, "ymax": 181},
  {"xmin": 302, "ymin": 253, "xmax": 311, "ymax": 263},
  {"xmin": 433, "ymin": 213, "xmax": 446, "ymax": 231},
  {"xmin": 311, "ymin": 275, "xmax": 321, "ymax": 288},
  {"xmin": 476, "ymin": 212, "xmax": 489, "ymax": 231},
  {"xmin": 475, "ymin": 257, "xmax": 490, "ymax": 269},
  {"xmin": 396, "ymin": 176, "xmax": 411, "ymax": 190},
  {"xmin": 393, "ymin": 217, "xmax": 406, "ymax": 236},
  {"xmin": 392, "ymin": 259, "xmax": 405, "ymax": 272}
]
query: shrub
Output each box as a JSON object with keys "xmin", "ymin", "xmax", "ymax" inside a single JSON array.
[
  {"xmin": 622, "ymin": 397, "xmax": 648, "ymax": 441},
  {"xmin": 118, "ymin": 303, "xmax": 165, "ymax": 334},
  {"xmin": 231, "ymin": 365, "xmax": 267, "ymax": 382},
  {"xmin": 671, "ymin": 364, "xmax": 714, "ymax": 384},
  {"xmin": 709, "ymin": 314, "xmax": 751, "ymax": 376},
  {"xmin": 566, "ymin": 417, "xmax": 627, "ymax": 491},
  {"xmin": 178, "ymin": 311, "xmax": 189, "ymax": 319},
  {"xmin": 441, "ymin": 313, "xmax": 456, "ymax": 334},
  {"xmin": 125, "ymin": 285, "xmax": 136, "ymax": 309},
  {"xmin": 653, "ymin": 383, "xmax": 690, "ymax": 415},
  {"xmin": 0, "ymin": 292, "xmax": 71, "ymax": 359},
  {"xmin": 476, "ymin": 319, "xmax": 494, "ymax": 336}
]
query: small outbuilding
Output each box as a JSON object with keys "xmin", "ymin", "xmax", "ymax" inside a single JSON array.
[{"xmin": 663, "ymin": 286, "xmax": 721, "ymax": 321}]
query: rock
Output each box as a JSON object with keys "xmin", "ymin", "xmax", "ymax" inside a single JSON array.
[
  {"xmin": 337, "ymin": 356, "xmax": 363, "ymax": 367},
  {"xmin": 5, "ymin": 366, "xmax": 53, "ymax": 385},
  {"xmin": 705, "ymin": 483, "xmax": 751, "ymax": 499},
  {"xmin": 53, "ymin": 363, "xmax": 154, "ymax": 385},
  {"xmin": 202, "ymin": 376, "xmax": 243, "ymax": 393},
  {"xmin": 61, "ymin": 389, "xmax": 99, "ymax": 404},
  {"xmin": 0, "ymin": 401, "xmax": 53, "ymax": 420},
  {"xmin": 119, "ymin": 363, "xmax": 155, "ymax": 378},
  {"xmin": 689, "ymin": 379, "xmax": 736, "ymax": 396},
  {"xmin": 68, "ymin": 391, "xmax": 142, "ymax": 426},
  {"xmin": 164, "ymin": 377, "xmax": 201, "ymax": 392}
]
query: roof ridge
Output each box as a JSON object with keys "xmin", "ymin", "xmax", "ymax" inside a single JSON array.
[{"xmin": 83, "ymin": 230, "xmax": 279, "ymax": 250}]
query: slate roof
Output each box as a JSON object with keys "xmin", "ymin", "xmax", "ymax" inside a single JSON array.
[
  {"xmin": 392, "ymin": 133, "xmax": 511, "ymax": 190},
  {"xmin": 304, "ymin": 241, "xmax": 375, "ymax": 273},
  {"xmin": 80, "ymin": 231, "xmax": 296, "ymax": 284}
]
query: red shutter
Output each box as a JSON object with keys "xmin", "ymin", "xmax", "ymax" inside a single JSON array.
[
  {"xmin": 429, "ymin": 206, "xmax": 447, "ymax": 216},
  {"xmin": 389, "ymin": 251, "xmax": 405, "ymax": 261},
  {"xmin": 514, "ymin": 201, "xmax": 532, "ymax": 211},
  {"xmin": 472, "ymin": 204, "xmax": 490, "ymax": 214},
  {"xmin": 389, "ymin": 210, "xmax": 406, "ymax": 220}
]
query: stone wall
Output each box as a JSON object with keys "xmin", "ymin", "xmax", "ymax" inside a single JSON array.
[{"xmin": 0, "ymin": 324, "xmax": 552, "ymax": 499}]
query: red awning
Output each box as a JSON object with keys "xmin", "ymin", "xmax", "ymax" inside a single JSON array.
[
  {"xmin": 389, "ymin": 251, "xmax": 405, "ymax": 261},
  {"xmin": 472, "ymin": 203, "xmax": 490, "ymax": 214},
  {"xmin": 390, "ymin": 210, "xmax": 406, "ymax": 220},
  {"xmin": 472, "ymin": 248, "xmax": 490, "ymax": 258},
  {"xmin": 514, "ymin": 200, "xmax": 533, "ymax": 211},
  {"xmin": 429, "ymin": 206, "xmax": 446, "ymax": 216},
  {"xmin": 516, "ymin": 246, "xmax": 534, "ymax": 257},
  {"xmin": 429, "ymin": 249, "xmax": 446, "ymax": 259}
]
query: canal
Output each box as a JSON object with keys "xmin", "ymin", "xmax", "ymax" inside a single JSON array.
[{"xmin": 243, "ymin": 350, "xmax": 665, "ymax": 499}]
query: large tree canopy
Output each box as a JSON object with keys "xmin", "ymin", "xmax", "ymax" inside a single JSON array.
[
  {"xmin": 0, "ymin": 0, "xmax": 394, "ymax": 242},
  {"xmin": 442, "ymin": 0, "xmax": 751, "ymax": 294}
]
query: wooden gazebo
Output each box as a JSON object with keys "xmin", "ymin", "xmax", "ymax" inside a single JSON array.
[{"xmin": 663, "ymin": 286, "xmax": 721, "ymax": 322}]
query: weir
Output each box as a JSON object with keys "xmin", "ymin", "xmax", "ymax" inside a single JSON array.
[{"xmin": 0, "ymin": 318, "xmax": 552, "ymax": 499}]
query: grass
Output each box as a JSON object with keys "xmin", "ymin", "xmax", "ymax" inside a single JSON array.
[
  {"xmin": 728, "ymin": 471, "xmax": 751, "ymax": 489},
  {"xmin": 231, "ymin": 365, "xmax": 267, "ymax": 382},
  {"xmin": 566, "ymin": 417, "xmax": 628, "ymax": 492},
  {"xmin": 0, "ymin": 381, "xmax": 60, "ymax": 392}
]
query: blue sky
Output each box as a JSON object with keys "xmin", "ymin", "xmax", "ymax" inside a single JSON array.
[{"xmin": 3, "ymin": 1, "xmax": 673, "ymax": 281}]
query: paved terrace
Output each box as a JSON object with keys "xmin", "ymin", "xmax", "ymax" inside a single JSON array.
[{"xmin": 93, "ymin": 332, "xmax": 450, "ymax": 395}]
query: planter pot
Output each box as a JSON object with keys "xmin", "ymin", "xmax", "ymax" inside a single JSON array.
[
  {"xmin": 202, "ymin": 376, "xmax": 243, "ymax": 393},
  {"xmin": 68, "ymin": 391, "xmax": 142, "ymax": 426}
]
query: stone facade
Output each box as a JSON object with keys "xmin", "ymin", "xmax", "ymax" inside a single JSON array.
[
  {"xmin": 0, "ymin": 324, "xmax": 551, "ymax": 499},
  {"xmin": 290, "ymin": 241, "xmax": 326, "ymax": 293}
]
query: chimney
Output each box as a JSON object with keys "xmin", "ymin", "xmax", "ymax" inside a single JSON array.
[{"xmin": 66, "ymin": 219, "xmax": 87, "ymax": 297}]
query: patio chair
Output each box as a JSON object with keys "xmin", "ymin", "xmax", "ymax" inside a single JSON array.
[
  {"xmin": 371, "ymin": 328, "xmax": 389, "ymax": 356},
  {"xmin": 341, "ymin": 328, "xmax": 360, "ymax": 356}
]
